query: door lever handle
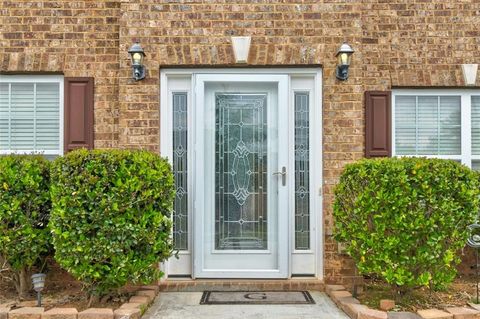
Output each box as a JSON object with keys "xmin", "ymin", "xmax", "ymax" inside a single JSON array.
[{"xmin": 273, "ymin": 166, "xmax": 287, "ymax": 186}]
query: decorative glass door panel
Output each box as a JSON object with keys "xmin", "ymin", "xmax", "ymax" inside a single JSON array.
[
  {"xmin": 215, "ymin": 94, "xmax": 268, "ymax": 250},
  {"xmin": 194, "ymin": 74, "xmax": 289, "ymax": 278}
]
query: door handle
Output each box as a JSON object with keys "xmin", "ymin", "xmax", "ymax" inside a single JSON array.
[{"xmin": 273, "ymin": 166, "xmax": 287, "ymax": 186}]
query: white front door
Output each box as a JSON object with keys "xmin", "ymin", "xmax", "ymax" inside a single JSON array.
[{"xmin": 194, "ymin": 74, "xmax": 289, "ymax": 278}]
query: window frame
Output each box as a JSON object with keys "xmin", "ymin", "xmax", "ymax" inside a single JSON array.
[
  {"xmin": 0, "ymin": 75, "xmax": 64, "ymax": 156},
  {"xmin": 393, "ymin": 89, "xmax": 479, "ymax": 168}
]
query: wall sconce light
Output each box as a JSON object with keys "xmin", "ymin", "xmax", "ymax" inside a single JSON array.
[
  {"xmin": 128, "ymin": 41, "xmax": 146, "ymax": 81},
  {"xmin": 335, "ymin": 42, "xmax": 355, "ymax": 81},
  {"xmin": 462, "ymin": 64, "xmax": 478, "ymax": 86},
  {"xmin": 231, "ymin": 36, "xmax": 251, "ymax": 64},
  {"xmin": 31, "ymin": 273, "xmax": 46, "ymax": 307}
]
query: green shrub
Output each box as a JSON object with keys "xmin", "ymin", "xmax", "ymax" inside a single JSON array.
[
  {"xmin": 0, "ymin": 155, "xmax": 51, "ymax": 297},
  {"xmin": 334, "ymin": 157, "xmax": 480, "ymax": 291},
  {"xmin": 50, "ymin": 149, "xmax": 175, "ymax": 296}
]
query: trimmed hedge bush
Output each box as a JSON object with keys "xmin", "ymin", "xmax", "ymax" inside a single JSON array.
[
  {"xmin": 0, "ymin": 155, "xmax": 51, "ymax": 297},
  {"xmin": 334, "ymin": 157, "xmax": 480, "ymax": 291},
  {"xmin": 50, "ymin": 149, "xmax": 175, "ymax": 296}
]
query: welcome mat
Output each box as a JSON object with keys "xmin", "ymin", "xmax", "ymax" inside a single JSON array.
[{"xmin": 200, "ymin": 291, "xmax": 315, "ymax": 305}]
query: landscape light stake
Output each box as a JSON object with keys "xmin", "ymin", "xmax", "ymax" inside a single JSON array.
[
  {"xmin": 475, "ymin": 249, "xmax": 478, "ymax": 304},
  {"xmin": 467, "ymin": 223, "xmax": 480, "ymax": 303},
  {"xmin": 352, "ymin": 267, "xmax": 358, "ymax": 298},
  {"xmin": 31, "ymin": 273, "xmax": 46, "ymax": 307}
]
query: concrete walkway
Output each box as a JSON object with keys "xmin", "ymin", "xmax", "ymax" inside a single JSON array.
[{"xmin": 142, "ymin": 291, "xmax": 349, "ymax": 319}]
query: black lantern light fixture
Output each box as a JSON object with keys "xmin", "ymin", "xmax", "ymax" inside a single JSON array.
[
  {"xmin": 335, "ymin": 42, "xmax": 354, "ymax": 81},
  {"xmin": 128, "ymin": 41, "xmax": 146, "ymax": 81},
  {"xmin": 31, "ymin": 273, "xmax": 46, "ymax": 307}
]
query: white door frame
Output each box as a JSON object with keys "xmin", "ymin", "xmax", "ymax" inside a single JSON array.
[{"xmin": 159, "ymin": 68, "xmax": 323, "ymax": 279}]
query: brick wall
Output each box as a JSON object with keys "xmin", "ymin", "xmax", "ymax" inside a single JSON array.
[
  {"xmin": 0, "ymin": 0, "xmax": 120, "ymax": 149},
  {"xmin": 1, "ymin": 0, "xmax": 479, "ymax": 284}
]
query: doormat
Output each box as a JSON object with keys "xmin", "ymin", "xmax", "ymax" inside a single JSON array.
[{"xmin": 200, "ymin": 291, "xmax": 315, "ymax": 305}]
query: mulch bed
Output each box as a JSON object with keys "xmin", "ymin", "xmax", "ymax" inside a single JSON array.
[
  {"xmin": 0, "ymin": 262, "xmax": 136, "ymax": 311},
  {"xmin": 357, "ymin": 275, "xmax": 479, "ymax": 312}
]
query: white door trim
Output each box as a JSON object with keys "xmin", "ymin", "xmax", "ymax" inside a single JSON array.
[{"xmin": 159, "ymin": 68, "xmax": 323, "ymax": 279}]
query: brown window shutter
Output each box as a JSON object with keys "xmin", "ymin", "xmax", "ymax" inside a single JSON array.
[
  {"xmin": 365, "ymin": 91, "xmax": 391, "ymax": 158},
  {"xmin": 64, "ymin": 77, "xmax": 94, "ymax": 152}
]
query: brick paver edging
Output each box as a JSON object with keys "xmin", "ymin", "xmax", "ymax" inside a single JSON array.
[
  {"xmin": 325, "ymin": 284, "xmax": 480, "ymax": 319},
  {"xmin": 0, "ymin": 285, "xmax": 160, "ymax": 319}
]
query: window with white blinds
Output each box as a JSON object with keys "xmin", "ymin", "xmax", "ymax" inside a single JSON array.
[
  {"xmin": 395, "ymin": 95, "xmax": 461, "ymax": 156},
  {"xmin": 472, "ymin": 96, "xmax": 480, "ymax": 171},
  {"xmin": 0, "ymin": 76, "xmax": 63, "ymax": 156},
  {"xmin": 393, "ymin": 90, "xmax": 480, "ymax": 170}
]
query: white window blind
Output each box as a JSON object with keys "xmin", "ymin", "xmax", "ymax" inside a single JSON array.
[
  {"xmin": 395, "ymin": 95, "xmax": 461, "ymax": 156},
  {"xmin": 0, "ymin": 78, "xmax": 62, "ymax": 155},
  {"xmin": 472, "ymin": 96, "xmax": 480, "ymax": 156},
  {"xmin": 473, "ymin": 161, "xmax": 480, "ymax": 171}
]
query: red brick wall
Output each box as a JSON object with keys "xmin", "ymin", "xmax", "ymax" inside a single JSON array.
[{"xmin": 1, "ymin": 0, "xmax": 479, "ymax": 284}]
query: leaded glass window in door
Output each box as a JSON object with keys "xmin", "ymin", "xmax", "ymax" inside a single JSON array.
[
  {"xmin": 215, "ymin": 93, "xmax": 268, "ymax": 250},
  {"xmin": 294, "ymin": 93, "xmax": 310, "ymax": 250},
  {"xmin": 172, "ymin": 93, "xmax": 188, "ymax": 250}
]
